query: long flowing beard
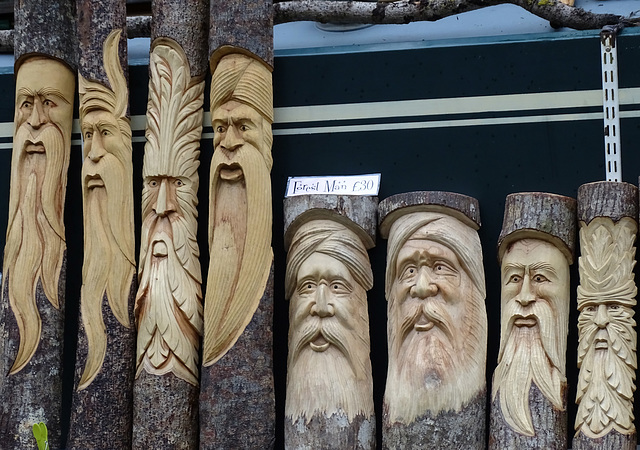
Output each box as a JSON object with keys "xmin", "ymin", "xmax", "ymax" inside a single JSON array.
[
  {"xmin": 203, "ymin": 144, "xmax": 272, "ymax": 365},
  {"xmin": 135, "ymin": 217, "xmax": 203, "ymax": 385},
  {"xmin": 492, "ymin": 323, "xmax": 565, "ymax": 436},
  {"xmin": 385, "ymin": 294, "xmax": 486, "ymax": 422},
  {"xmin": 575, "ymin": 320, "xmax": 636, "ymax": 437},
  {"xmin": 3, "ymin": 125, "xmax": 67, "ymax": 374},
  {"xmin": 286, "ymin": 315, "xmax": 373, "ymax": 422}
]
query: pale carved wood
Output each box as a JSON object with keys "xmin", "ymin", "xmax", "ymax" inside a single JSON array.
[
  {"xmin": 490, "ymin": 192, "xmax": 576, "ymax": 450},
  {"xmin": 378, "ymin": 191, "xmax": 487, "ymax": 449},
  {"xmin": 573, "ymin": 181, "xmax": 638, "ymax": 450},
  {"xmin": 283, "ymin": 196, "xmax": 377, "ymax": 449}
]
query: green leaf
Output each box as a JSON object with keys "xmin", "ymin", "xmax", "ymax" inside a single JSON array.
[{"xmin": 32, "ymin": 422, "xmax": 48, "ymax": 450}]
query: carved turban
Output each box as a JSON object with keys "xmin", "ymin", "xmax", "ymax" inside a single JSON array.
[
  {"xmin": 385, "ymin": 212, "xmax": 486, "ymax": 299},
  {"xmin": 285, "ymin": 220, "xmax": 374, "ymax": 300}
]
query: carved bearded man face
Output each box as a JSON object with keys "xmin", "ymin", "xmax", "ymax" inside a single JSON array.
[
  {"xmin": 384, "ymin": 212, "xmax": 487, "ymax": 423},
  {"xmin": 3, "ymin": 57, "xmax": 74, "ymax": 373},
  {"xmin": 492, "ymin": 238, "xmax": 569, "ymax": 436},
  {"xmin": 285, "ymin": 220, "xmax": 374, "ymax": 422}
]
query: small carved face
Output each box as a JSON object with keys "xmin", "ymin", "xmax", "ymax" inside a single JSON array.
[
  {"xmin": 291, "ymin": 252, "xmax": 364, "ymax": 353},
  {"xmin": 82, "ymin": 110, "xmax": 127, "ymax": 189},
  {"xmin": 143, "ymin": 176, "xmax": 189, "ymax": 220},
  {"xmin": 579, "ymin": 302, "xmax": 633, "ymax": 351},
  {"xmin": 15, "ymin": 58, "xmax": 74, "ymax": 153},
  {"xmin": 501, "ymin": 239, "xmax": 568, "ymax": 330}
]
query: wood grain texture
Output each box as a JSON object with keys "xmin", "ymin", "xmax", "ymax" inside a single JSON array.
[{"xmin": 578, "ymin": 181, "xmax": 638, "ymax": 224}]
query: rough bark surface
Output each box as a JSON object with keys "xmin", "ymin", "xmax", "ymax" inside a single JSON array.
[
  {"xmin": 578, "ymin": 181, "xmax": 638, "ymax": 224},
  {"xmin": 498, "ymin": 192, "xmax": 577, "ymax": 262},
  {"xmin": 77, "ymin": 0, "xmax": 127, "ymax": 87},
  {"xmin": 285, "ymin": 412, "xmax": 376, "ymax": 449},
  {"xmin": 67, "ymin": 279, "xmax": 137, "ymax": 450},
  {"xmin": 152, "ymin": 0, "xmax": 209, "ymax": 77},
  {"xmin": 14, "ymin": 0, "xmax": 77, "ymax": 70},
  {"xmin": 378, "ymin": 190, "xmax": 481, "ymax": 238},
  {"xmin": 489, "ymin": 383, "xmax": 567, "ymax": 450},
  {"xmin": 382, "ymin": 389, "xmax": 486, "ymax": 449},
  {"xmin": 572, "ymin": 429, "xmax": 636, "ymax": 450},
  {"xmin": 0, "ymin": 257, "xmax": 66, "ymax": 449},
  {"xmin": 132, "ymin": 370, "xmax": 199, "ymax": 450},
  {"xmin": 283, "ymin": 195, "xmax": 378, "ymax": 250},
  {"xmin": 210, "ymin": 0, "xmax": 274, "ymax": 67},
  {"xmin": 199, "ymin": 266, "xmax": 275, "ymax": 450}
]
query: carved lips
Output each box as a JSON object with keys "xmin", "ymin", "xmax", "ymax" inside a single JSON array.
[
  {"xmin": 309, "ymin": 331, "xmax": 330, "ymax": 352},
  {"xmin": 85, "ymin": 174, "xmax": 104, "ymax": 189},
  {"xmin": 513, "ymin": 314, "xmax": 537, "ymax": 327},
  {"xmin": 414, "ymin": 315, "xmax": 435, "ymax": 332},
  {"xmin": 24, "ymin": 140, "xmax": 46, "ymax": 154},
  {"xmin": 219, "ymin": 163, "xmax": 244, "ymax": 182}
]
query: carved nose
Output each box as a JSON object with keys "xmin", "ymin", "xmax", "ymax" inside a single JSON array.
[
  {"xmin": 594, "ymin": 304, "xmax": 610, "ymax": 329},
  {"xmin": 410, "ymin": 268, "xmax": 438, "ymax": 299},
  {"xmin": 154, "ymin": 179, "xmax": 177, "ymax": 217},
  {"xmin": 310, "ymin": 285, "xmax": 334, "ymax": 318},
  {"xmin": 221, "ymin": 126, "xmax": 242, "ymax": 151},
  {"xmin": 515, "ymin": 276, "xmax": 536, "ymax": 307},
  {"xmin": 88, "ymin": 135, "xmax": 106, "ymax": 162},
  {"xmin": 27, "ymin": 99, "xmax": 46, "ymax": 128}
]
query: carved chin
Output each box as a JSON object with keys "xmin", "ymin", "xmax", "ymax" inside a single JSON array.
[{"xmin": 152, "ymin": 241, "xmax": 168, "ymax": 258}]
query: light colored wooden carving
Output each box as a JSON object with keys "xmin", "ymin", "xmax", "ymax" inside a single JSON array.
[
  {"xmin": 77, "ymin": 29, "xmax": 135, "ymax": 390},
  {"xmin": 134, "ymin": 38, "xmax": 204, "ymax": 386},
  {"xmin": 384, "ymin": 211, "xmax": 487, "ymax": 423},
  {"xmin": 493, "ymin": 238, "xmax": 570, "ymax": 436},
  {"xmin": 3, "ymin": 57, "xmax": 74, "ymax": 374},
  {"xmin": 285, "ymin": 220, "xmax": 374, "ymax": 422},
  {"xmin": 575, "ymin": 217, "xmax": 637, "ymax": 438},
  {"xmin": 203, "ymin": 53, "xmax": 274, "ymax": 366}
]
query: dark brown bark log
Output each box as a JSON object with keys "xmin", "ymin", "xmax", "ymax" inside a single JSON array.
[
  {"xmin": 378, "ymin": 190, "xmax": 481, "ymax": 238},
  {"xmin": 498, "ymin": 192, "xmax": 577, "ymax": 263},
  {"xmin": 0, "ymin": 257, "xmax": 66, "ymax": 449},
  {"xmin": 383, "ymin": 389, "xmax": 486, "ymax": 449},
  {"xmin": 572, "ymin": 429, "xmax": 636, "ymax": 450},
  {"xmin": 132, "ymin": 371, "xmax": 199, "ymax": 450},
  {"xmin": 210, "ymin": 0, "xmax": 274, "ymax": 67},
  {"xmin": 489, "ymin": 383, "xmax": 567, "ymax": 450},
  {"xmin": 286, "ymin": 412, "xmax": 376, "ymax": 450},
  {"xmin": 577, "ymin": 181, "xmax": 638, "ymax": 225},
  {"xmin": 199, "ymin": 266, "xmax": 275, "ymax": 450},
  {"xmin": 14, "ymin": 0, "xmax": 77, "ymax": 70},
  {"xmin": 152, "ymin": 0, "xmax": 209, "ymax": 77},
  {"xmin": 283, "ymin": 195, "xmax": 378, "ymax": 250},
  {"xmin": 67, "ymin": 280, "xmax": 137, "ymax": 449}
]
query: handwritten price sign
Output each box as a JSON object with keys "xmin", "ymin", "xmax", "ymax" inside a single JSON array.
[{"xmin": 285, "ymin": 174, "xmax": 380, "ymax": 197}]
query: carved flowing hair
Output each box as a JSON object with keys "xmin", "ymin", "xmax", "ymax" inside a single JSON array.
[{"xmin": 285, "ymin": 220, "xmax": 373, "ymax": 300}]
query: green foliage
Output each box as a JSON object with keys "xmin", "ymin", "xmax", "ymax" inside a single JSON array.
[{"xmin": 32, "ymin": 422, "xmax": 49, "ymax": 450}]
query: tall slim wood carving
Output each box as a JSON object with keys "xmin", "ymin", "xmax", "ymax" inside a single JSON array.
[
  {"xmin": 67, "ymin": 2, "xmax": 136, "ymax": 446},
  {"xmin": 490, "ymin": 192, "xmax": 576, "ymax": 450},
  {"xmin": 378, "ymin": 191, "xmax": 488, "ymax": 449},
  {"xmin": 132, "ymin": 1, "xmax": 207, "ymax": 448},
  {"xmin": 200, "ymin": 1, "xmax": 275, "ymax": 447},
  {"xmin": 0, "ymin": 1, "xmax": 76, "ymax": 448},
  {"xmin": 572, "ymin": 181, "xmax": 637, "ymax": 450},
  {"xmin": 283, "ymin": 195, "xmax": 377, "ymax": 449}
]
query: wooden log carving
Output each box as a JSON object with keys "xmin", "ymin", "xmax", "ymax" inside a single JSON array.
[
  {"xmin": 572, "ymin": 181, "xmax": 638, "ymax": 450},
  {"xmin": 378, "ymin": 191, "xmax": 487, "ymax": 449},
  {"xmin": 490, "ymin": 192, "xmax": 576, "ymax": 450},
  {"xmin": 283, "ymin": 195, "xmax": 377, "ymax": 449},
  {"xmin": 132, "ymin": 35, "xmax": 205, "ymax": 450}
]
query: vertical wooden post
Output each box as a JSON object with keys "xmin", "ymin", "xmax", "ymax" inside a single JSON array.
[
  {"xmin": 132, "ymin": 1, "xmax": 208, "ymax": 449},
  {"xmin": 572, "ymin": 181, "xmax": 637, "ymax": 450},
  {"xmin": 200, "ymin": 1, "xmax": 276, "ymax": 448},
  {"xmin": 0, "ymin": 1, "xmax": 76, "ymax": 448},
  {"xmin": 67, "ymin": 0, "xmax": 136, "ymax": 447},
  {"xmin": 283, "ymin": 195, "xmax": 377, "ymax": 449},
  {"xmin": 490, "ymin": 192, "xmax": 576, "ymax": 450},
  {"xmin": 378, "ymin": 191, "xmax": 487, "ymax": 449}
]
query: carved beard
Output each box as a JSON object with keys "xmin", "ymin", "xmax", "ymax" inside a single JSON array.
[
  {"xmin": 203, "ymin": 141, "xmax": 272, "ymax": 365},
  {"xmin": 575, "ymin": 309, "xmax": 636, "ymax": 438},
  {"xmin": 492, "ymin": 299, "xmax": 566, "ymax": 436},
  {"xmin": 78, "ymin": 154, "xmax": 135, "ymax": 390},
  {"xmin": 135, "ymin": 213, "xmax": 203, "ymax": 385},
  {"xmin": 285, "ymin": 291, "xmax": 373, "ymax": 423},
  {"xmin": 3, "ymin": 124, "xmax": 68, "ymax": 374},
  {"xmin": 385, "ymin": 288, "xmax": 486, "ymax": 422}
]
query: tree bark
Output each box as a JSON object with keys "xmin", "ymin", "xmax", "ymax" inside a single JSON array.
[
  {"xmin": 573, "ymin": 430, "xmax": 636, "ymax": 450},
  {"xmin": 286, "ymin": 413, "xmax": 376, "ymax": 450},
  {"xmin": 577, "ymin": 181, "xmax": 638, "ymax": 224}
]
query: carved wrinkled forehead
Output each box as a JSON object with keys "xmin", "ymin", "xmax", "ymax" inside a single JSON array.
[
  {"xmin": 285, "ymin": 219, "xmax": 373, "ymax": 300},
  {"xmin": 385, "ymin": 211, "xmax": 486, "ymax": 299},
  {"xmin": 16, "ymin": 57, "xmax": 75, "ymax": 106}
]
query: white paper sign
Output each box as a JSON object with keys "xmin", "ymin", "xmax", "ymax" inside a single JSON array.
[{"xmin": 285, "ymin": 174, "xmax": 380, "ymax": 197}]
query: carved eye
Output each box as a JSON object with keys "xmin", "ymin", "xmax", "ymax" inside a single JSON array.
[
  {"xmin": 149, "ymin": 179, "xmax": 158, "ymax": 187},
  {"xmin": 21, "ymin": 101, "xmax": 32, "ymax": 109},
  {"xmin": 84, "ymin": 131, "xmax": 93, "ymax": 140},
  {"xmin": 240, "ymin": 124, "xmax": 249, "ymax": 132},
  {"xmin": 330, "ymin": 280, "xmax": 351, "ymax": 294},
  {"xmin": 609, "ymin": 304, "xmax": 621, "ymax": 311},
  {"xmin": 216, "ymin": 126, "xmax": 226, "ymax": 133},
  {"xmin": 43, "ymin": 99, "xmax": 55, "ymax": 107},
  {"xmin": 401, "ymin": 266, "xmax": 417, "ymax": 280},
  {"xmin": 175, "ymin": 179, "xmax": 184, "ymax": 187},
  {"xmin": 585, "ymin": 305, "xmax": 596, "ymax": 313},
  {"xmin": 532, "ymin": 274, "xmax": 549, "ymax": 283},
  {"xmin": 508, "ymin": 274, "xmax": 521, "ymax": 283},
  {"xmin": 101, "ymin": 129, "xmax": 110, "ymax": 136}
]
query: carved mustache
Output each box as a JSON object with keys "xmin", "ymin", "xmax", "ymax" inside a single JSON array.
[
  {"xmin": 399, "ymin": 301, "xmax": 455, "ymax": 346},
  {"xmin": 291, "ymin": 316, "xmax": 355, "ymax": 369}
]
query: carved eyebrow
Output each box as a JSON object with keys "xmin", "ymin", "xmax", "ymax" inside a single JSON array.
[
  {"xmin": 528, "ymin": 262, "xmax": 557, "ymax": 274},
  {"xmin": 36, "ymin": 88, "xmax": 71, "ymax": 105}
]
